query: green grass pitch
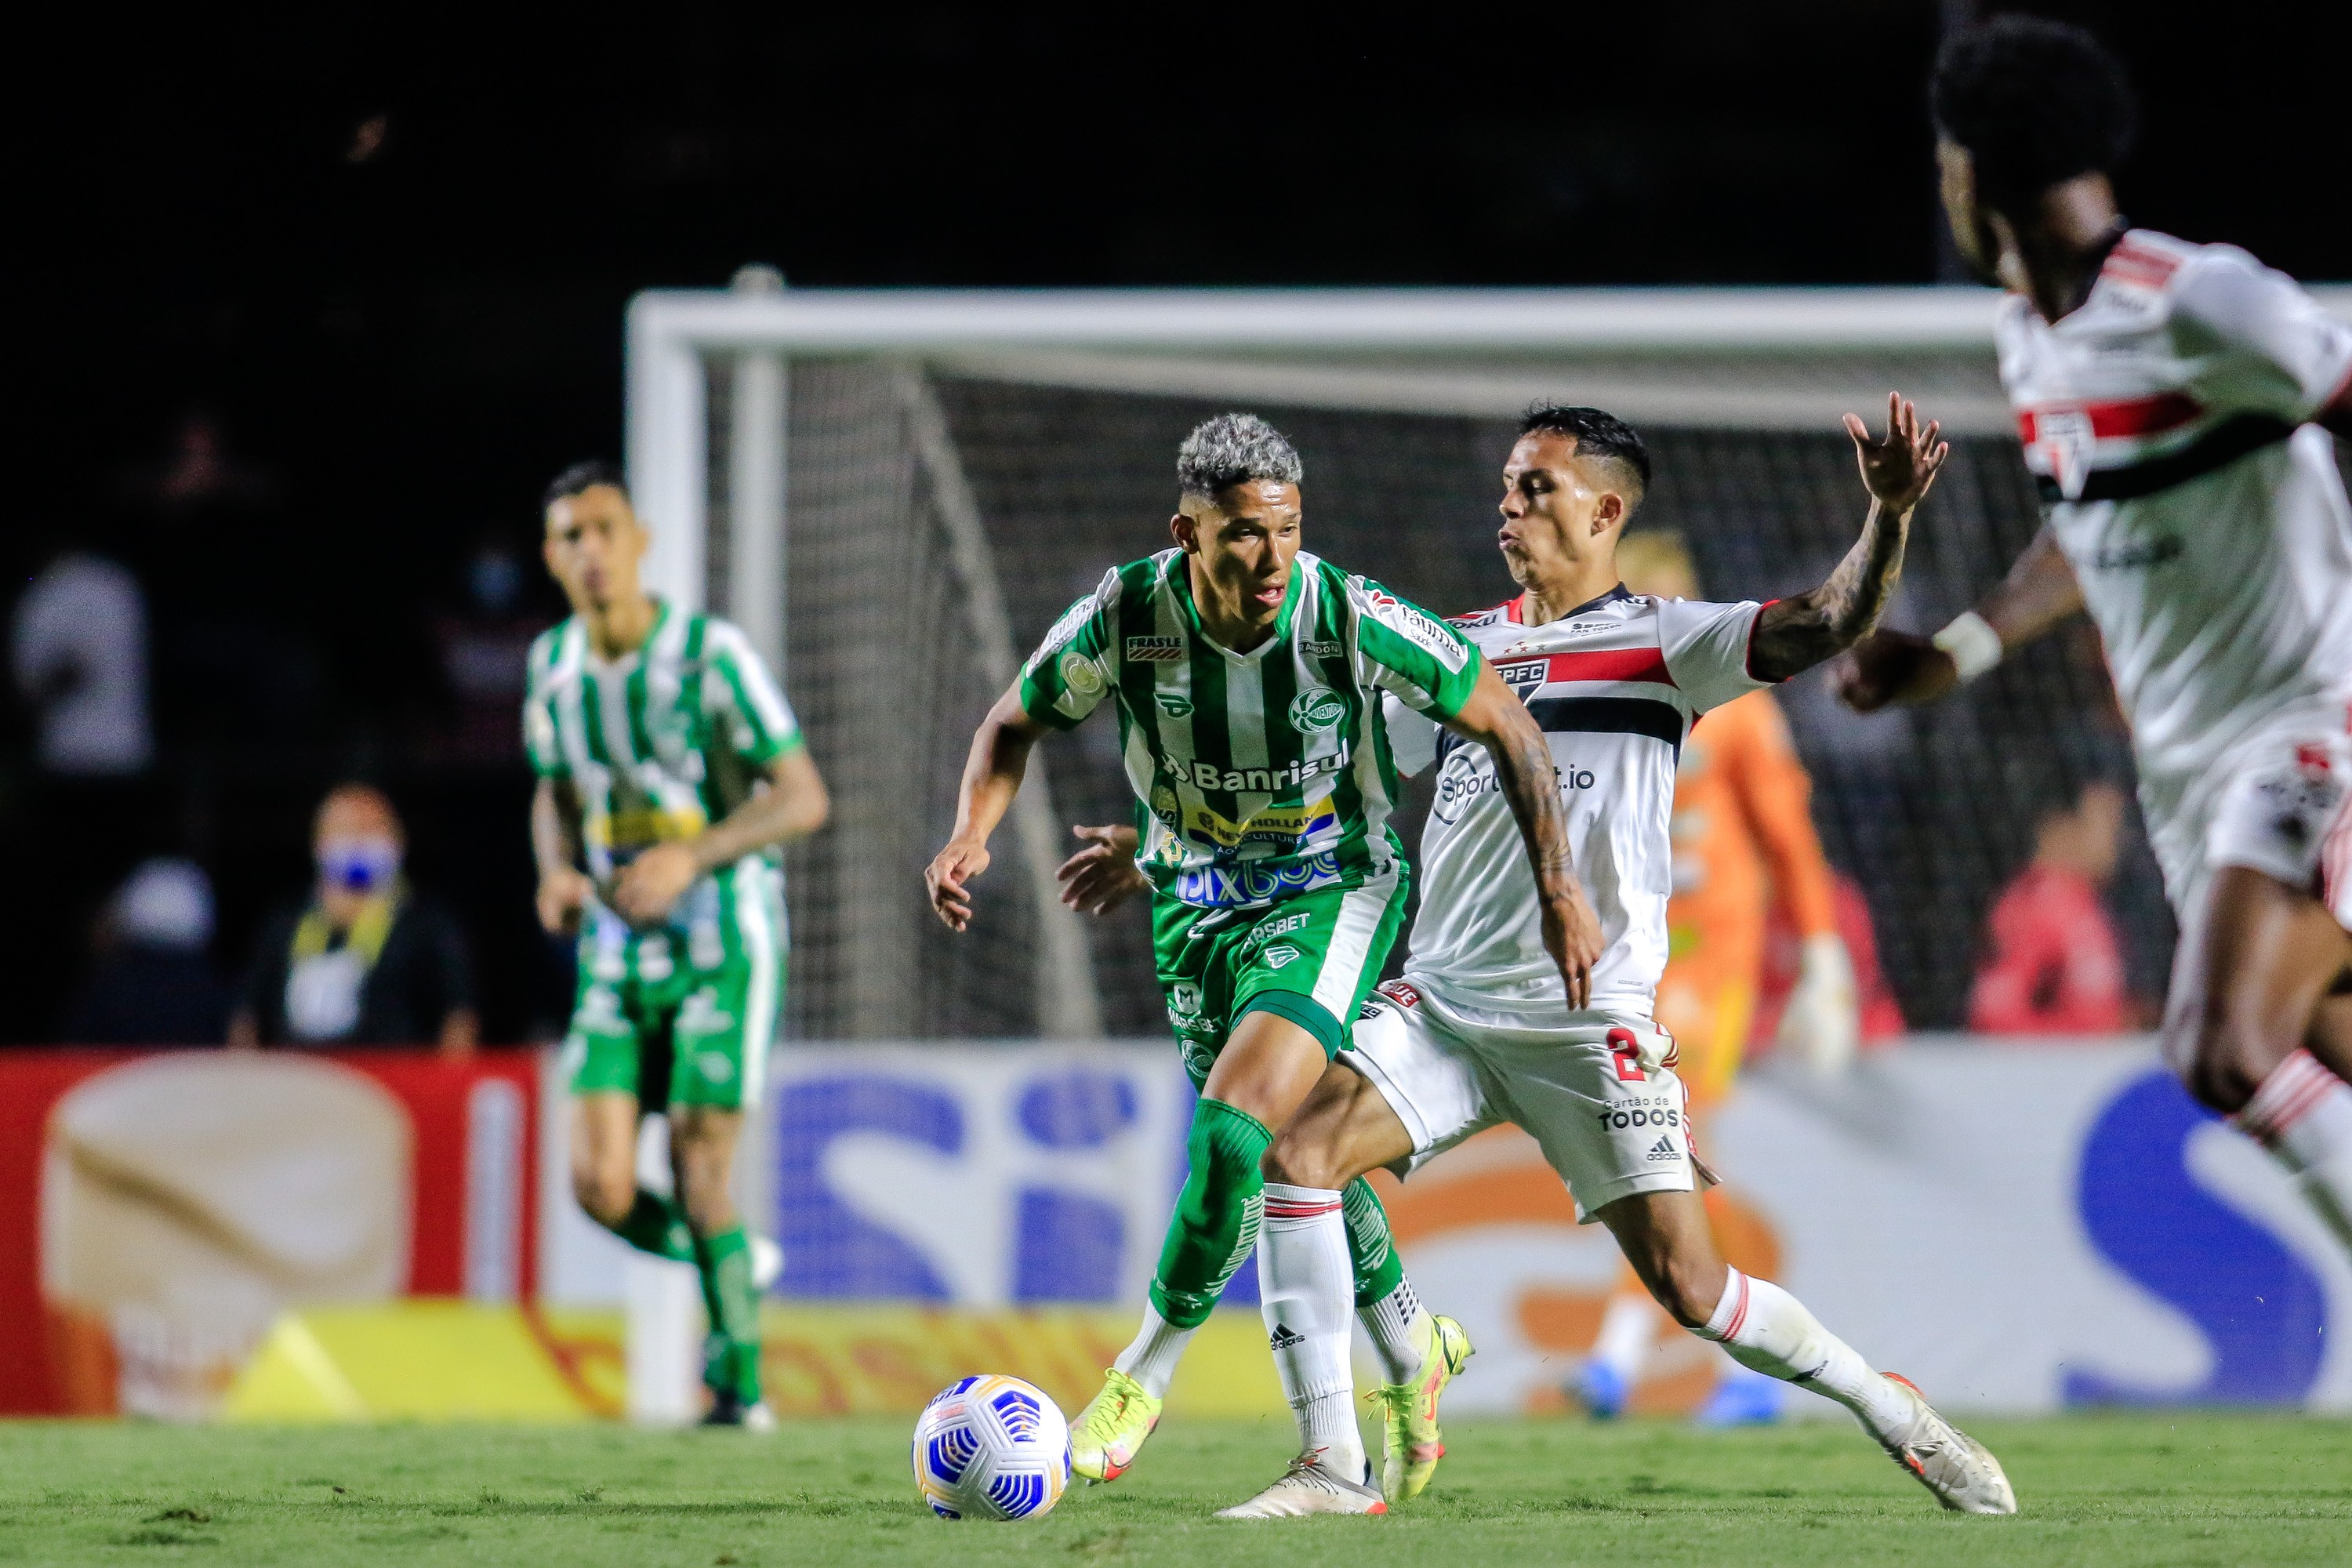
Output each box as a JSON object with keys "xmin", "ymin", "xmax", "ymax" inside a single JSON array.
[{"xmin": 2, "ymin": 1412, "xmax": 2347, "ymax": 1566}]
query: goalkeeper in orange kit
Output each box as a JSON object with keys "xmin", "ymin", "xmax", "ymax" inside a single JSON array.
[{"xmin": 1573, "ymin": 531, "xmax": 1860, "ymax": 1425}]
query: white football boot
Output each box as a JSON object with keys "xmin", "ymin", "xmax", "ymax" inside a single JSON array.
[
  {"xmin": 1214, "ymin": 1452, "xmax": 1388, "ymax": 1519},
  {"xmin": 751, "ymin": 1234, "xmax": 785, "ymax": 1292},
  {"xmin": 1876, "ymin": 1374, "xmax": 2016, "ymax": 1515}
]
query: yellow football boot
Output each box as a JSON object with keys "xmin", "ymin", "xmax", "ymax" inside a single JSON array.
[
  {"xmin": 1069, "ymin": 1368, "xmax": 1163, "ymax": 1483},
  {"xmin": 1367, "ymin": 1312, "xmax": 1474, "ymax": 1502}
]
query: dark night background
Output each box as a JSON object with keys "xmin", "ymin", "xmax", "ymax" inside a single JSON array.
[{"xmin": 8, "ymin": 2, "xmax": 2347, "ymax": 1043}]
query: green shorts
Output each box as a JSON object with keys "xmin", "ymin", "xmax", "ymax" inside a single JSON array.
[
  {"xmin": 562, "ymin": 866, "xmax": 786, "ymax": 1111},
  {"xmin": 1152, "ymin": 866, "xmax": 1410, "ymax": 1090}
]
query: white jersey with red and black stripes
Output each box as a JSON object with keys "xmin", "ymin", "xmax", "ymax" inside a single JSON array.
[
  {"xmin": 1384, "ymin": 586, "xmax": 1770, "ymax": 1018},
  {"xmin": 1994, "ymin": 230, "xmax": 2352, "ymax": 913}
]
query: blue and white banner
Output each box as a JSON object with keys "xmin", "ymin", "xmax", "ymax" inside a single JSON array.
[
  {"xmin": 541, "ymin": 1038, "xmax": 2352, "ymax": 1414},
  {"xmin": 766, "ymin": 1044, "xmax": 1200, "ymax": 1308}
]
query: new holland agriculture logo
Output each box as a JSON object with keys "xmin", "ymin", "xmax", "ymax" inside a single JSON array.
[{"xmin": 1288, "ymin": 687, "xmax": 1346, "ymax": 734}]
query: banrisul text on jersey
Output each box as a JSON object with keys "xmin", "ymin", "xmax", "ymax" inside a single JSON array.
[{"xmin": 1018, "ymin": 550, "xmax": 1479, "ymax": 909}]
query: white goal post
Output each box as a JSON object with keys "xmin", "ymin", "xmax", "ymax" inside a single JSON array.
[{"xmin": 615, "ymin": 275, "xmax": 2350, "ymax": 1423}]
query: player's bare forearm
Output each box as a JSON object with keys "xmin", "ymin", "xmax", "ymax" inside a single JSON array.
[
  {"xmin": 927, "ymin": 686, "xmax": 1051, "ymax": 930},
  {"xmin": 949, "ymin": 688, "xmax": 1047, "ymax": 852},
  {"xmin": 1752, "ymin": 395, "xmax": 1948, "ymax": 683},
  {"xmin": 1748, "ymin": 502, "xmax": 1912, "ymax": 682},
  {"xmin": 1838, "ymin": 524, "xmax": 2084, "ymax": 712},
  {"xmin": 532, "ymin": 779, "xmax": 585, "ymax": 880},
  {"xmin": 1976, "ymin": 524, "xmax": 2086, "ymax": 648},
  {"xmin": 688, "ymin": 747, "xmax": 831, "ymax": 873},
  {"xmin": 532, "ymin": 778, "xmax": 593, "ymax": 935}
]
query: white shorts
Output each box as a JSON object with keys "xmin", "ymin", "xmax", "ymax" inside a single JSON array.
[
  {"xmin": 1342, "ymin": 977, "xmax": 1709, "ymax": 1222},
  {"xmin": 2160, "ymin": 719, "xmax": 2352, "ymax": 931}
]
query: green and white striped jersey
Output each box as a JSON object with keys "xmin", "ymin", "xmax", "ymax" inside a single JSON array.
[
  {"xmin": 1018, "ymin": 549, "xmax": 1481, "ymax": 909},
  {"xmin": 524, "ymin": 601, "xmax": 804, "ymax": 937}
]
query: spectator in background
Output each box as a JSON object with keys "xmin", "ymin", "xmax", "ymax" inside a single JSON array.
[
  {"xmin": 230, "ymin": 783, "xmax": 477, "ymax": 1056},
  {"xmin": 60, "ymin": 858, "xmax": 229, "ymax": 1044},
  {"xmin": 1969, "ymin": 781, "xmax": 2132, "ymax": 1036},
  {"xmin": 10, "ymin": 549, "xmax": 151, "ymax": 779}
]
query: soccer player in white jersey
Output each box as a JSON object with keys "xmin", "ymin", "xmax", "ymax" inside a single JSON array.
[
  {"xmin": 528, "ymin": 463, "xmax": 831, "ymax": 1427},
  {"xmin": 1844, "ymin": 19, "xmax": 2352, "ymax": 1261},
  {"xmin": 1071, "ymin": 403, "xmax": 2018, "ymax": 1517}
]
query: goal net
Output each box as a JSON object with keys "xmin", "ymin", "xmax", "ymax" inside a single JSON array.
[{"xmin": 632, "ymin": 275, "xmax": 2321, "ymax": 1040}]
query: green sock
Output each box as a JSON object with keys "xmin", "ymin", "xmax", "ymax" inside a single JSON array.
[
  {"xmin": 1344, "ymin": 1176, "xmax": 1403, "ymax": 1308},
  {"xmin": 694, "ymin": 1225, "xmax": 764, "ymax": 1403},
  {"xmin": 1148, "ymin": 1098, "xmax": 1271, "ymax": 1330},
  {"xmin": 610, "ymin": 1190, "xmax": 696, "ymax": 1263}
]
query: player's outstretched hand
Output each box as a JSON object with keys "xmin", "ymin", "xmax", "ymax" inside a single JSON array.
[
  {"xmin": 926, "ymin": 838, "xmax": 991, "ymax": 931},
  {"xmin": 1056, "ymin": 824, "xmax": 1147, "ymax": 916},
  {"xmin": 1834, "ymin": 628, "xmax": 1959, "ymax": 712},
  {"xmin": 613, "ymin": 841, "xmax": 699, "ymax": 925},
  {"xmin": 536, "ymin": 865, "xmax": 593, "ymax": 937},
  {"xmin": 1539, "ymin": 882, "xmax": 1606, "ymax": 1010},
  {"xmin": 1846, "ymin": 392, "xmax": 1948, "ymax": 515}
]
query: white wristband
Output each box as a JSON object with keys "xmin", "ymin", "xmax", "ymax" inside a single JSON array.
[{"xmin": 1932, "ymin": 610, "xmax": 2004, "ymax": 684}]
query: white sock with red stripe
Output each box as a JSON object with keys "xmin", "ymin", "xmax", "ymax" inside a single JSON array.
[
  {"xmin": 1694, "ymin": 1267, "xmax": 1911, "ymax": 1442},
  {"xmin": 1258, "ymin": 1183, "xmax": 1365, "ymax": 1477},
  {"xmin": 2234, "ymin": 1049, "xmax": 2352, "ymax": 1250}
]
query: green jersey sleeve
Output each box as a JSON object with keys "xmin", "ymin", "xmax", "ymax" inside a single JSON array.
[
  {"xmin": 701, "ymin": 618, "xmax": 805, "ymax": 765},
  {"xmin": 1017, "ymin": 567, "xmax": 1122, "ymax": 730},
  {"xmin": 522, "ymin": 627, "xmax": 569, "ymax": 780},
  {"xmin": 1345, "ymin": 575, "xmax": 1480, "ymax": 720}
]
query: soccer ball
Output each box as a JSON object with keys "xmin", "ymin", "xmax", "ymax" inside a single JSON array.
[{"xmin": 909, "ymin": 1374, "xmax": 1072, "ymax": 1521}]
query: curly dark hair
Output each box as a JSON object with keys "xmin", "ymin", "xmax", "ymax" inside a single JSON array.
[
  {"xmin": 1932, "ymin": 16, "xmax": 2136, "ymax": 207},
  {"xmin": 1518, "ymin": 403, "xmax": 1652, "ymax": 502}
]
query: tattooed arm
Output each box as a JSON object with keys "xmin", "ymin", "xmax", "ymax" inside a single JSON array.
[{"xmin": 1746, "ymin": 394, "xmax": 1950, "ymax": 684}]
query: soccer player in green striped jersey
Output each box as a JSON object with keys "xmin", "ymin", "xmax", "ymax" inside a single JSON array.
[
  {"xmin": 927, "ymin": 415, "xmax": 1599, "ymax": 1504},
  {"xmin": 528, "ymin": 462, "xmax": 830, "ymax": 1428}
]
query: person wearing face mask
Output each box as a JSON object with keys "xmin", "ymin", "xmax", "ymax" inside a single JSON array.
[{"xmin": 227, "ymin": 782, "xmax": 478, "ymax": 1056}]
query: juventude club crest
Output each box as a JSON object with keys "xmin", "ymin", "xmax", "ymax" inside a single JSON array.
[{"xmin": 1287, "ymin": 687, "xmax": 1346, "ymax": 734}]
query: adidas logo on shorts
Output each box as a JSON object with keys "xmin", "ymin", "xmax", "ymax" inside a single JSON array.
[{"xmin": 1646, "ymin": 1135, "xmax": 1681, "ymax": 1163}]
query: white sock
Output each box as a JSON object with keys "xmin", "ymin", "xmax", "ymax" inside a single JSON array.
[
  {"xmin": 1258, "ymin": 1183, "xmax": 1365, "ymax": 1476},
  {"xmin": 1358, "ymin": 1276, "xmax": 1425, "ymax": 1385},
  {"xmin": 2234, "ymin": 1049, "xmax": 2352, "ymax": 1251},
  {"xmin": 1694, "ymin": 1267, "xmax": 1911, "ymax": 1442},
  {"xmin": 1112, "ymin": 1301, "xmax": 1195, "ymax": 1399},
  {"xmin": 1590, "ymin": 1290, "xmax": 1663, "ymax": 1383}
]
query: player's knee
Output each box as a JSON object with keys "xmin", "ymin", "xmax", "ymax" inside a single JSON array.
[
  {"xmin": 1651, "ymin": 1256, "xmax": 1726, "ymax": 1330},
  {"xmin": 2167, "ymin": 998, "xmax": 2274, "ymax": 1114},
  {"xmin": 573, "ymin": 1169, "xmax": 634, "ymax": 1229},
  {"xmin": 1261, "ymin": 1128, "xmax": 1345, "ymax": 1192}
]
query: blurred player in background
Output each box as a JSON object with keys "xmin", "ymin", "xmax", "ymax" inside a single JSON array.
[
  {"xmin": 1846, "ymin": 20, "xmax": 2352, "ymax": 1258},
  {"xmin": 929, "ymin": 414, "xmax": 1588, "ymax": 1514},
  {"xmin": 528, "ymin": 462, "xmax": 830, "ymax": 1428},
  {"xmin": 1572, "ymin": 531, "xmax": 1860, "ymax": 1426}
]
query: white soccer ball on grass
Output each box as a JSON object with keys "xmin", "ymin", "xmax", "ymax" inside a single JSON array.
[{"xmin": 909, "ymin": 1374, "xmax": 1071, "ymax": 1521}]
